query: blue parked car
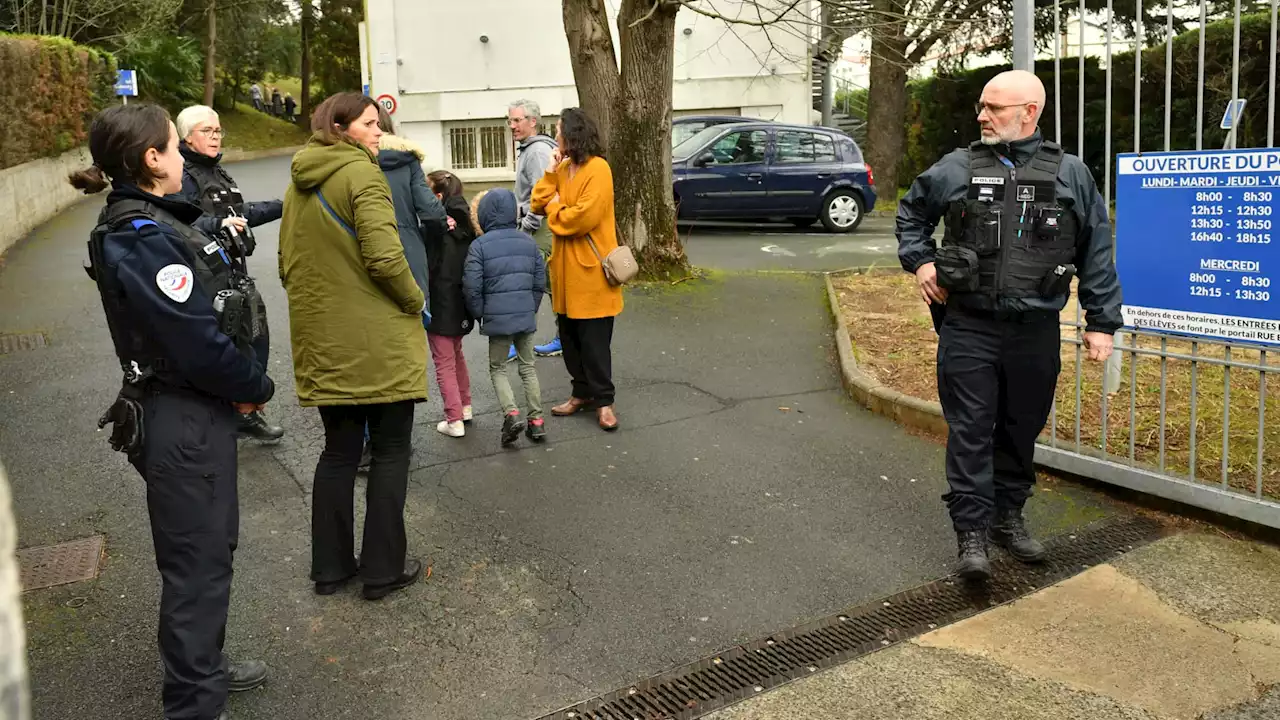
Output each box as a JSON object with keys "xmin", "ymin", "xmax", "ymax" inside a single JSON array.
[{"xmin": 671, "ymin": 121, "xmax": 877, "ymax": 232}]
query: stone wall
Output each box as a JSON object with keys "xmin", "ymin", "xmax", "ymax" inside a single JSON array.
[{"xmin": 0, "ymin": 146, "xmax": 93, "ymax": 259}]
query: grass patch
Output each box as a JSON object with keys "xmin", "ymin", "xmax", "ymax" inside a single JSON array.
[
  {"xmin": 219, "ymin": 102, "xmax": 308, "ymax": 153},
  {"xmin": 833, "ymin": 272, "xmax": 1280, "ymax": 501}
]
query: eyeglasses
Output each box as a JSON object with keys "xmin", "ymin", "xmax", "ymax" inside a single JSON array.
[
  {"xmin": 197, "ymin": 127, "xmax": 226, "ymax": 139},
  {"xmin": 974, "ymin": 101, "xmax": 1032, "ymax": 115}
]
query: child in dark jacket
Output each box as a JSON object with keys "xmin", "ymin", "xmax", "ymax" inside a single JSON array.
[
  {"xmin": 463, "ymin": 189, "xmax": 548, "ymax": 446},
  {"xmin": 425, "ymin": 171, "xmax": 477, "ymax": 438}
]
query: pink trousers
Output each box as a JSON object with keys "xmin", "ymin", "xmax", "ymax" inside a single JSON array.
[{"xmin": 427, "ymin": 333, "xmax": 472, "ymax": 422}]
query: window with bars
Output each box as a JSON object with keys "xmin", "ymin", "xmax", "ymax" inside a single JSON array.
[{"xmin": 446, "ymin": 117, "xmax": 560, "ymax": 172}]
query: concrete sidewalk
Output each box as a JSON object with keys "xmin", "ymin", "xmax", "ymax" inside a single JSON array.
[{"xmin": 709, "ymin": 531, "xmax": 1280, "ymax": 720}]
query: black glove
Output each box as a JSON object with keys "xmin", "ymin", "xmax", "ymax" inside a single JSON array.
[{"xmin": 98, "ymin": 394, "xmax": 145, "ymax": 458}]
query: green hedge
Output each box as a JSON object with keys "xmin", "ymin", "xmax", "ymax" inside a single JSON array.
[
  {"xmin": 902, "ymin": 12, "xmax": 1277, "ymax": 192},
  {"xmin": 0, "ymin": 34, "xmax": 116, "ymax": 170}
]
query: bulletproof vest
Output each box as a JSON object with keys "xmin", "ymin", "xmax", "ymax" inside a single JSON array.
[
  {"xmin": 939, "ymin": 141, "xmax": 1079, "ymax": 299},
  {"xmin": 185, "ymin": 161, "xmax": 244, "ymax": 217},
  {"xmin": 86, "ymin": 199, "xmax": 239, "ymax": 375}
]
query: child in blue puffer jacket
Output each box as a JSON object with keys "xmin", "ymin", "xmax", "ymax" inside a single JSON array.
[{"xmin": 462, "ymin": 189, "xmax": 548, "ymax": 446}]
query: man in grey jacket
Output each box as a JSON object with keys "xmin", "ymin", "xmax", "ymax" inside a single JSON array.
[{"xmin": 508, "ymin": 99, "xmax": 562, "ymax": 357}]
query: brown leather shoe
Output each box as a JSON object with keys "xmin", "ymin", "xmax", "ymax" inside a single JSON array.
[
  {"xmin": 597, "ymin": 406, "xmax": 618, "ymax": 431},
  {"xmin": 552, "ymin": 397, "xmax": 589, "ymax": 416}
]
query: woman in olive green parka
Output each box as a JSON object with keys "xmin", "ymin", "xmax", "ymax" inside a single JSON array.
[{"xmin": 279, "ymin": 92, "xmax": 426, "ymax": 601}]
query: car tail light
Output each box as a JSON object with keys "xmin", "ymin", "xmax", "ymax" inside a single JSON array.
[{"xmin": 866, "ymin": 163, "xmax": 875, "ymax": 186}]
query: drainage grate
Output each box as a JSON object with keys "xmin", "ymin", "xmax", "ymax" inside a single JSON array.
[
  {"xmin": 535, "ymin": 514, "xmax": 1167, "ymax": 720},
  {"xmin": 0, "ymin": 332, "xmax": 47, "ymax": 355},
  {"xmin": 18, "ymin": 535, "xmax": 105, "ymax": 591}
]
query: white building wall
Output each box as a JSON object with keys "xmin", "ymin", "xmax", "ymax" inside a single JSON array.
[{"xmin": 364, "ymin": 0, "xmax": 815, "ymax": 181}]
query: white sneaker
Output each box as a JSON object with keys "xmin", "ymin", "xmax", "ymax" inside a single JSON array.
[
  {"xmin": 436, "ymin": 420, "xmax": 465, "ymax": 437},
  {"xmin": 462, "ymin": 405, "xmax": 474, "ymax": 422}
]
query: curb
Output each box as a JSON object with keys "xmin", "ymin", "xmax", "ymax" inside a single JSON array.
[
  {"xmin": 824, "ymin": 270, "xmax": 949, "ymax": 436},
  {"xmin": 221, "ymin": 145, "xmax": 304, "ymax": 164}
]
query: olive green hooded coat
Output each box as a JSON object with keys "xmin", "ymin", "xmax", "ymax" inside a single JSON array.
[{"xmin": 278, "ymin": 136, "xmax": 427, "ymax": 407}]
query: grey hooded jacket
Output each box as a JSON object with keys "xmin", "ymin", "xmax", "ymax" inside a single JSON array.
[{"xmin": 515, "ymin": 134, "xmax": 557, "ymax": 233}]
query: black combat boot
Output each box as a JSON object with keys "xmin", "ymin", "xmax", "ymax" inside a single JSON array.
[
  {"xmin": 237, "ymin": 411, "xmax": 284, "ymax": 443},
  {"xmin": 956, "ymin": 529, "xmax": 991, "ymax": 581},
  {"xmin": 227, "ymin": 658, "xmax": 269, "ymax": 692},
  {"xmin": 988, "ymin": 506, "xmax": 1046, "ymax": 563}
]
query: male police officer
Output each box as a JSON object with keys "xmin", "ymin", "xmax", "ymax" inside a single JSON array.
[
  {"xmin": 896, "ymin": 70, "xmax": 1123, "ymax": 581},
  {"xmin": 174, "ymin": 105, "xmax": 285, "ymax": 442}
]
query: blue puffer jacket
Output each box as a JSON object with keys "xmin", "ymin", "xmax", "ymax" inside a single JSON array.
[{"xmin": 462, "ymin": 189, "xmax": 546, "ymax": 336}]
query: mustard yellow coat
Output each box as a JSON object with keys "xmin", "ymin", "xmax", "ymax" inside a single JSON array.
[{"xmin": 531, "ymin": 155, "xmax": 624, "ymax": 320}]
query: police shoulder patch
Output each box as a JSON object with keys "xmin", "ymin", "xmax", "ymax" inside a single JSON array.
[{"xmin": 156, "ymin": 264, "xmax": 194, "ymax": 303}]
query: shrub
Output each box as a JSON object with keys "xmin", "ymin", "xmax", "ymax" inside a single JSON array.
[
  {"xmin": 901, "ymin": 11, "xmax": 1277, "ymax": 193},
  {"xmin": 0, "ymin": 33, "xmax": 116, "ymax": 169}
]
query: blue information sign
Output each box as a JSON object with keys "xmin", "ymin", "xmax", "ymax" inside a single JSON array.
[
  {"xmin": 114, "ymin": 69, "xmax": 137, "ymax": 97},
  {"xmin": 1116, "ymin": 149, "xmax": 1280, "ymax": 345}
]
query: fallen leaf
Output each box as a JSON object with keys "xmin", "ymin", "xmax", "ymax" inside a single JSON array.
[{"xmin": 779, "ymin": 406, "xmax": 791, "ymax": 412}]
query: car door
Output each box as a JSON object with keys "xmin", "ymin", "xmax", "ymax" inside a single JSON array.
[
  {"xmin": 767, "ymin": 130, "xmax": 843, "ymax": 216},
  {"xmin": 682, "ymin": 129, "xmax": 773, "ymax": 218}
]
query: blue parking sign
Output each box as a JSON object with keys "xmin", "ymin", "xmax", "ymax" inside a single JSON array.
[{"xmin": 115, "ymin": 69, "xmax": 138, "ymax": 97}]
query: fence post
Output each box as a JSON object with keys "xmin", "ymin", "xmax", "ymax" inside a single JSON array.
[{"xmin": 1012, "ymin": 0, "xmax": 1035, "ymax": 71}]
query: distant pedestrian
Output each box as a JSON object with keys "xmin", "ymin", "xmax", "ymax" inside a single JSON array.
[
  {"xmin": 463, "ymin": 189, "xmax": 548, "ymax": 446},
  {"xmin": 284, "ymin": 93, "xmax": 297, "ymax": 122},
  {"xmin": 271, "ymin": 88, "xmax": 284, "ymax": 118},
  {"xmin": 507, "ymin": 99, "xmax": 561, "ymax": 358},
  {"xmin": 250, "ymin": 82, "xmax": 263, "ymax": 112},
  {"xmin": 532, "ymin": 107, "xmax": 623, "ymax": 431},
  {"xmin": 425, "ymin": 170, "xmax": 478, "ymax": 438},
  {"xmin": 279, "ymin": 92, "xmax": 427, "ymax": 602}
]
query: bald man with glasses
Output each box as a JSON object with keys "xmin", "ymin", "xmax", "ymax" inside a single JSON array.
[{"xmin": 896, "ymin": 70, "xmax": 1123, "ymax": 582}]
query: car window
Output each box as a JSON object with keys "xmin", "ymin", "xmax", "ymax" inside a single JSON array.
[
  {"xmin": 673, "ymin": 121, "xmax": 710, "ymax": 148},
  {"xmin": 673, "ymin": 125, "xmax": 731, "ymax": 160},
  {"xmin": 842, "ymin": 138, "xmax": 863, "ymax": 163},
  {"xmin": 707, "ymin": 130, "xmax": 768, "ymax": 165},
  {"xmin": 776, "ymin": 131, "xmax": 837, "ymax": 164}
]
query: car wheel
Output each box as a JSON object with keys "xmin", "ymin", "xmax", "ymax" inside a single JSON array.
[
  {"xmin": 820, "ymin": 190, "xmax": 864, "ymax": 233},
  {"xmin": 788, "ymin": 217, "xmax": 816, "ymax": 228}
]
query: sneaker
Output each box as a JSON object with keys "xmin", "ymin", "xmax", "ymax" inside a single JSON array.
[
  {"xmin": 501, "ymin": 411, "xmax": 525, "ymax": 446},
  {"xmin": 525, "ymin": 417, "xmax": 546, "ymax": 443},
  {"xmin": 507, "ymin": 344, "xmax": 517, "ymax": 362},
  {"xmin": 534, "ymin": 337, "xmax": 563, "ymax": 357},
  {"xmin": 462, "ymin": 405, "xmax": 474, "ymax": 423},
  {"xmin": 436, "ymin": 419, "xmax": 465, "ymax": 438}
]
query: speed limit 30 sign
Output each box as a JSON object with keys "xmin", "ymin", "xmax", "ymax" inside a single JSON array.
[{"xmin": 376, "ymin": 94, "xmax": 397, "ymax": 115}]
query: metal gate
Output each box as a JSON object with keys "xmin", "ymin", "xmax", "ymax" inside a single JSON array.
[{"xmin": 1026, "ymin": 0, "xmax": 1280, "ymax": 528}]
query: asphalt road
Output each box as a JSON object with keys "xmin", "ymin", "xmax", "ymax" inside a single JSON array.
[
  {"xmin": 681, "ymin": 216, "xmax": 902, "ymax": 272},
  {"xmin": 0, "ymin": 155, "xmax": 1124, "ymax": 720}
]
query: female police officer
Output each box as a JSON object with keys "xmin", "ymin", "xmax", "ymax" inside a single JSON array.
[{"xmin": 71, "ymin": 103, "xmax": 274, "ymax": 720}]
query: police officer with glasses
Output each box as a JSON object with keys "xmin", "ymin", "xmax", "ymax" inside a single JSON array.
[
  {"xmin": 73, "ymin": 103, "xmax": 274, "ymax": 720},
  {"xmin": 895, "ymin": 70, "xmax": 1123, "ymax": 581},
  {"xmin": 174, "ymin": 104, "xmax": 285, "ymax": 443}
]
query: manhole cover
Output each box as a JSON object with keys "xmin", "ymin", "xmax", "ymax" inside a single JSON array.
[
  {"xmin": 18, "ymin": 535, "xmax": 104, "ymax": 591},
  {"xmin": 0, "ymin": 332, "xmax": 47, "ymax": 355}
]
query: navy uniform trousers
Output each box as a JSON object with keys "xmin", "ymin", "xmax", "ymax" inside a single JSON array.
[
  {"xmin": 936, "ymin": 306, "xmax": 1061, "ymax": 531},
  {"xmin": 130, "ymin": 386, "xmax": 239, "ymax": 720}
]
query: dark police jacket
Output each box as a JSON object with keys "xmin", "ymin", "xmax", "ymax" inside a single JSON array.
[
  {"xmin": 91, "ymin": 184, "xmax": 274, "ymax": 404},
  {"xmin": 896, "ymin": 131, "xmax": 1124, "ymax": 334},
  {"xmin": 178, "ymin": 142, "xmax": 284, "ymax": 246}
]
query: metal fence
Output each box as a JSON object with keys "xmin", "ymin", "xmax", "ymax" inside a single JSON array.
[{"xmin": 1028, "ymin": 0, "xmax": 1280, "ymax": 528}]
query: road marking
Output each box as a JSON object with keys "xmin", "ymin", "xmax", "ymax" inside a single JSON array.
[{"xmin": 760, "ymin": 244, "xmax": 797, "ymax": 256}]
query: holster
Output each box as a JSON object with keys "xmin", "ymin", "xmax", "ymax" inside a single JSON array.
[{"xmin": 98, "ymin": 383, "xmax": 146, "ymax": 460}]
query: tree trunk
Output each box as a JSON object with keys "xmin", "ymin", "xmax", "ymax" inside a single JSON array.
[
  {"xmin": 300, "ymin": 0, "xmax": 314, "ymax": 125},
  {"xmin": 865, "ymin": 0, "xmax": 909, "ymax": 203},
  {"xmin": 612, "ymin": 0, "xmax": 688, "ymax": 278},
  {"xmin": 562, "ymin": 0, "xmax": 619, "ymax": 147},
  {"xmin": 202, "ymin": 0, "xmax": 217, "ymax": 107}
]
